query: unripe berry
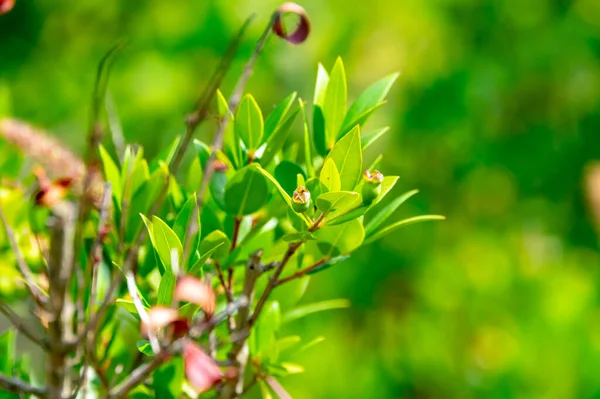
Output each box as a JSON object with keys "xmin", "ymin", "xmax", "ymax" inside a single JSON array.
[
  {"xmin": 362, "ymin": 170, "xmax": 384, "ymax": 204},
  {"xmin": 292, "ymin": 185, "xmax": 311, "ymax": 213}
]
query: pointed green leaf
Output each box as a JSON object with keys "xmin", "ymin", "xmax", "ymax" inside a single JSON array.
[
  {"xmin": 235, "ymin": 94, "xmax": 264, "ymax": 151},
  {"xmin": 340, "ymin": 72, "xmax": 400, "ymax": 136},
  {"xmin": 300, "ymin": 99, "xmax": 315, "ymax": 176},
  {"xmin": 149, "ymin": 136, "xmax": 180, "ymax": 172},
  {"xmin": 364, "ymin": 189, "xmax": 419, "ymax": 237},
  {"xmin": 312, "ymin": 105, "xmax": 327, "ymax": 157},
  {"xmin": 323, "ymin": 57, "xmax": 347, "ymax": 150},
  {"xmin": 327, "ymin": 125, "xmax": 362, "ymax": 191},
  {"xmin": 136, "ymin": 340, "xmax": 153, "ymax": 356},
  {"xmin": 151, "ymin": 216, "xmax": 183, "ymax": 270},
  {"xmin": 315, "ymin": 219, "xmax": 364, "ymax": 257},
  {"xmin": 282, "ymin": 299, "xmax": 350, "ymax": 323},
  {"xmin": 188, "ymin": 242, "xmax": 224, "ymax": 276},
  {"xmin": 224, "ymin": 165, "xmax": 269, "ymax": 216},
  {"xmin": 193, "ymin": 139, "xmax": 211, "ymax": 170},
  {"xmin": 275, "ymin": 161, "xmax": 306, "ymax": 197},
  {"xmin": 260, "ymin": 107, "xmax": 301, "ymax": 167},
  {"xmin": 319, "ymin": 158, "xmax": 341, "ymax": 192},
  {"xmin": 361, "ymin": 127, "xmax": 390, "ymax": 150},
  {"xmin": 157, "ymin": 268, "xmax": 176, "ymax": 306},
  {"xmin": 216, "ymin": 90, "xmax": 241, "ymax": 169},
  {"xmin": 99, "ymin": 144, "xmax": 122, "ymax": 205},
  {"xmin": 253, "ymin": 165, "xmax": 312, "ymax": 226},
  {"xmin": 313, "ymin": 63, "xmax": 329, "ymax": 106},
  {"xmin": 0, "ymin": 329, "xmax": 16, "ymax": 373},
  {"xmin": 264, "ymin": 92, "xmax": 298, "ymax": 142},
  {"xmin": 364, "ymin": 215, "xmax": 446, "ymax": 245},
  {"xmin": 316, "ymin": 191, "xmax": 360, "ymax": 213},
  {"xmin": 199, "ymin": 230, "xmax": 230, "ymax": 264}
]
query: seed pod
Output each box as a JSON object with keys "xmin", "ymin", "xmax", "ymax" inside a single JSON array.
[
  {"xmin": 292, "ymin": 185, "xmax": 311, "ymax": 213},
  {"xmin": 362, "ymin": 170, "xmax": 384, "ymax": 204}
]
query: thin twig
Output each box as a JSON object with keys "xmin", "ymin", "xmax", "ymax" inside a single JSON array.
[
  {"xmin": 215, "ymin": 262, "xmax": 234, "ymax": 303},
  {"xmin": 183, "ymin": 13, "xmax": 276, "ymax": 263},
  {"xmin": 88, "ymin": 183, "xmax": 112, "ymax": 317},
  {"xmin": 249, "ymin": 242, "xmax": 302, "ymax": 327},
  {"xmin": 107, "ymin": 352, "xmax": 168, "ymax": 399},
  {"xmin": 275, "ymin": 257, "xmax": 327, "ymax": 286},
  {"xmin": 0, "ymin": 372, "xmax": 48, "ymax": 398},
  {"xmin": 0, "ymin": 301, "xmax": 47, "ymax": 349},
  {"xmin": 0, "ymin": 202, "xmax": 46, "ymax": 307}
]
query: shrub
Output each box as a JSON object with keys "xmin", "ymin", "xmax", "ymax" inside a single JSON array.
[{"xmin": 0, "ymin": 3, "xmax": 442, "ymax": 398}]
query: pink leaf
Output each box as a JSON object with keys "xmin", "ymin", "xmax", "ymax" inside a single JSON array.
[{"xmin": 183, "ymin": 340, "xmax": 222, "ymax": 393}]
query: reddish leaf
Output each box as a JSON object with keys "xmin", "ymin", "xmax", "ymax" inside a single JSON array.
[
  {"xmin": 274, "ymin": 2, "xmax": 310, "ymax": 45},
  {"xmin": 174, "ymin": 276, "xmax": 216, "ymax": 316},
  {"xmin": 183, "ymin": 340, "xmax": 222, "ymax": 393},
  {"xmin": 0, "ymin": 0, "xmax": 15, "ymax": 15}
]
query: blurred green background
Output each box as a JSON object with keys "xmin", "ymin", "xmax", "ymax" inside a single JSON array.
[{"xmin": 3, "ymin": 0, "xmax": 600, "ymax": 397}]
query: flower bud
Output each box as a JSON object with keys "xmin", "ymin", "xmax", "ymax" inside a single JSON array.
[
  {"xmin": 362, "ymin": 170, "xmax": 384, "ymax": 204},
  {"xmin": 292, "ymin": 186, "xmax": 311, "ymax": 213}
]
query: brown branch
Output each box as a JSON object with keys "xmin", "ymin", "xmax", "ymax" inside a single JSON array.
[
  {"xmin": 107, "ymin": 352, "xmax": 168, "ymax": 399},
  {"xmin": 0, "ymin": 372, "xmax": 48, "ymax": 398},
  {"xmin": 0, "ymin": 301, "xmax": 47, "ymax": 349},
  {"xmin": 249, "ymin": 242, "xmax": 302, "ymax": 328},
  {"xmin": 0, "ymin": 201, "xmax": 46, "ymax": 307},
  {"xmin": 275, "ymin": 257, "xmax": 327, "ymax": 286},
  {"xmin": 215, "ymin": 262, "xmax": 234, "ymax": 304}
]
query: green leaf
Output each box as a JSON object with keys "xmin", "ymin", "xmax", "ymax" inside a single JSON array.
[
  {"xmin": 323, "ymin": 57, "xmax": 347, "ymax": 150},
  {"xmin": 260, "ymin": 106, "xmax": 301, "ymax": 167},
  {"xmin": 315, "ymin": 219, "xmax": 364, "ymax": 257},
  {"xmin": 153, "ymin": 357, "xmax": 184, "ymax": 399},
  {"xmin": 224, "ymin": 165, "xmax": 269, "ymax": 216},
  {"xmin": 193, "ymin": 139, "xmax": 211, "ymax": 170},
  {"xmin": 157, "ymin": 268, "xmax": 176, "ymax": 306},
  {"xmin": 216, "ymin": 90, "xmax": 242, "ymax": 169},
  {"xmin": 136, "ymin": 340, "xmax": 153, "ymax": 356},
  {"xmin": 312, "ymin": 105, "xmax": 327, "ymax": 157},
  {"xmin": 235, "ymin": 94, "xmax": 264, "ymax": 151},
  {"xmin": 313, "ymin": 63, "xmax": 329, "ymax": 106},
  {"xmin": 367, "ymin": 153, "xmax": 383, "ymax": 171},
  {"xmin": 306, "ymin": 255, "xmax": 350, "ymax": 275},
  {"xmin": 326, "ymin": 125, "xmax": 362, "ymax": 191},
  {"xmin": 151, "ymin": 216, "xmax": 184, "ymax": 270},
  {"xmin": 340, "ymin": 72, "xmax": 400, "ymax": 137},
  {"xmin": 188, "ymin": 242, "xmax": 224, "ymax": 276},
  {"xmin": 264, "ymin": 91, "xmax": 297, "ymax": 142},
  {"xmin": 99, "ymin": 144, "xmax": 122, "ymax": 205},
  {"xmin": 173, "ymin": 194, "xmax": 197, "ymax": 245},
  {"xmin": 0, "ymin": 329, "xmax": 16, "ymax": 373},
  {"xmin": 361, "ymin": 126, "xmax": 390, "ymax": 150},
  {"xmin": 326, "ymin": 175, "xmax": 400, "ymax": 225},
  {"xmin": 199, "ymin": 230, "xmax": 230, "ymax": 264},
  {"xmin": 282, "ymin": 299, "xmax": 350, "ymax": 323},
  {"xmin": 298, "ymin": 336, "xmax": 326, "ymax": 352},
  {"xmin": 282, "ymin": 231, "xmax": 316, "ymax": 242},
  {"xmin": 209, "ymin": 170, "xmax": 228, "ymax": 211},
  {"xmin": 126, "ymin": 166, "xmax": 168, "ymax": 242},
  {"xmin": 319, "ymin": 158, "xmax": 341, "ymax": 192},
  {"xmin": 364, "ymin": 215, "xmax": 446, "ymax": 245},
  {"xmin": 253, "ymin": 165, "xmax": 312, "ymax": 227},
  {"xmin": 116, "ymin": 299, "xmax": 141, "ymax": 318},
  {"xmin": 275, "ymin": 161, "xmax": 306, "ymax": 197},
  {"xmin": 300, "ymin": 99, "xmax": 315, "ymax": 177},
  {"xmin": 364, "ymin": 189, "xmax": 419, "ymax": 237},
  {"xmin": 149, "ymin": 136, "xmax": 180, "ymax": 172},
  {"xmin": 316, "ymin": 191, "xmax": 360, "ymax": 213},
  {"xmin": 253, "ymin": 301, "xmax": 281, "ymax": 363}
]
